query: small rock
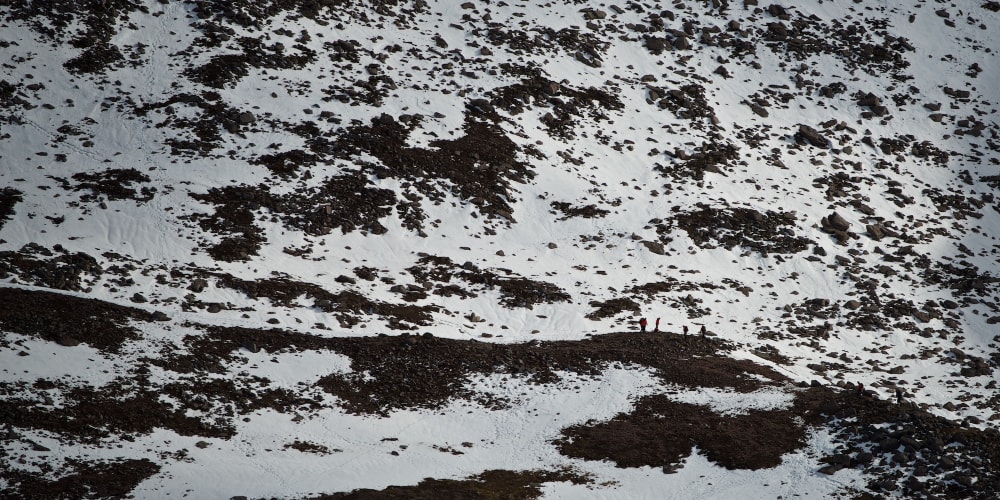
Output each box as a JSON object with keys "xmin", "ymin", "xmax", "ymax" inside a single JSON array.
[
  {"xmin": 188, "ymin": 278, "xmax": 209, "ymax": 292},
  {"xmin": 818, "ymin": 464, "xmax": 844, "ymax": 475},
  {"xmin": 955, "ymin": 475, "xmax": 974, "ymax": 488},
  {"xmin": 57, "ymin": 336, "xmax": 80, "ymax": 347},
  {"xmin": 642, "ymin": 240, "xmax": 665, "ymax": 255},
  {"xmin": 866, "ymin": 224, "xmax": 885, "ymax": 240},
  {"xmin": 237, "ymin": 111, "xmax": 256, "ymax": 125},
  {"xmin": 28, "ymin": 440, "xmax": 50, "ymax": 452}
]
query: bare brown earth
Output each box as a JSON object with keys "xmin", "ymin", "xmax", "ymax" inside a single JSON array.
[{"xmin": 312, "ymin": 469, "xmax": 593, "ymax": 500}]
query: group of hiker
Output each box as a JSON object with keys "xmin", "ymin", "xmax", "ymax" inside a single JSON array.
[
  {"xmin": 637, "ymin": 316, "xmax": 706, "ymax": 339},
  {"xmin": 634, "ymin": 317, "xmax": 912, "ymax": 406},
  {"xmin": 634, "ymin": 316, "xmax": 911, "ymax": 406},
  {"xmin": 855, "ymin": 382, "xmax": 907, "ymax": 405}
]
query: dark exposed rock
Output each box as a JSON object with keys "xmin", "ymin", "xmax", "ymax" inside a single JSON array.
[
  {"xmin": 795, "ymin": 124, "xmax": 829, "ymax": 148},
  {"xmin": 188, "ymin": 279, "xmax": 209, "ymax": 292},
  {"xmin": 665, "ymin": 205, "xmax": 813, "ymax": 255},
  {"xmin": 0, "ymin": 288, "xmax": 158, "ymax": 353},
  {"xmin": 0, "ymin": 244, "xmax": 102, "ymax": 292},
  {"xmin": 54, "ymin": 168, "xmax": 155, "ymax": 203},
  {"xmin": 821, "ymin": 211, "xmax": 851, "ymax": 232},
  {"xmin": 0, "ymin": 187, "xmax": 22, "ymax": 231},
  {"xmin": 317, "ymin": 469, "xmax": 591, "ymax": 499}
]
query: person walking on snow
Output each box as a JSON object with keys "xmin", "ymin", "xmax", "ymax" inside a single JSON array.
[
  {"xmin": 700, "ymin": 325, "xmax": 706, "ymax": 340},
  {"xmin": 856, "ymin": 382, "xmax": 864, "ymax": 398},
  {"xmin": 654, "ymin": 318, "xmax": 660, "ymax": 333},
  {"xmin": 639, "ymin": 317, "xmax": 648, "ymax": 333},
  {"xmin": 895, "ymin": 387, "xmax": 903, "ymax": 405},
  {"xmin": 683, "ymin": 325, "xmax": 688, "ymax": 337}
]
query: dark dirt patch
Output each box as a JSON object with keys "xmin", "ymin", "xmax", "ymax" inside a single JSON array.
[
  {"xmin": 815, "ymin": 388, "xmax": 1000, "ymax": 497},
  {"xmin": 630, "ymin": 278, "xmax": 723, "ymax": 297},
  {"xmin": 63, "ymin": 42, "xmax": 125, "ymax": 75},
  {"xmin": 656, "ymin": 140, "xmax": 739, "ymax": 182},
  {"xmin": 187, "ymin": 184, "xmax": 272, "ymax": 261},
  {"xmin": 0, "ymin": 458, "xmax": 159, "ymax": 499},
  {"xmin": 278, "ymin": 173, "xmax": 398, "ymax": 236},
  {"xmin": 479, "ymin": 21, "xmax": 609, "ymax": 62},
  {"xmin": 185, "ymin": 54, "xmax": 250, "ymax": 89},
  {"xmin": 490, "ymin": 68, "xmax": 623, "ymax": 140},
  {"xmin": 134, "ymin": 92, "xmax": 252, "ymax": 155},
  {"xmin": 406, "ymin": 254, "xmax": 571, "ymax": 309},
  {"xmin": 550, "ymin": 201, "xmax": 609, "ymax": 220},
  {"xmin": 187, "ymin": 0, "xmax": 349, "ymax": 29},
  {"xmin": 585, "ymin": 297, "xmax": 641, "ymax": 320},
  {"xmin": 0, "ymin": 380, "xmax": 234, "ymax": 445},
  {"xmin": 555, "ymin": 389, "xmax": 820, "ymax": 471},
  {"xmin": 187, "ymin": 173, "xmax": 401, "ymax": 261},
  {"xmin": 0, "ymin": 243, "xmax": 102, "ymax": 292},
  {"xmin": 321, "ymin": 74, "xmax": 398, "ymax": 107},
  {"xmin": 333, "ymin": 114, "xmax": 534, "ymax": 223},
  {"xmin": 760, "ymin": 10, "xmax": 913, "ymax": 78},
  {"xmin": 0, "ymin": 187, "xmax": 22, "ymax": 231},
  {"xmin": 315, "ymin": 468, "xmax": 591, "ymax": 500},
  {"xmin": 179, "ymin": 327, "xmax": 779, "ymax": 416},
  {"xmin": 654, "ymin": 83, "xmax": 716, "ymax": 125},
  {"xmin": 919, "ymin": 257, "xmax": 999, "ymax": 300},
  {"xmin": 158, "ymin": 376, "xmax": 323, "ymax": 421},
  {"xmin": 252, "ymin": 149, "xmax": 318, "ymax": 178},
  {"xmin": 0, "ymin": 286, "xmax": 162, "ymax": 353},
  {"xmin": 0, "ymin": 79, "xmax": 29, "ymax": 124},
  {"xmin": 185, "ymin": 37, "xmax": 316, "ymax": 89},
  {"xmin": 660, "ymin": 204, "xmax": 814, "ymax": 255},
  {"xmin": 50, "ymin": 167, "xmax": 155, "ymax": 203},
  {"xmin": 210, "ymin": 273, "xmax": 437, "ymax": 329},
  {"xmin": 285, "ymin": 440, "xmax": 337, "ymax": 455}
]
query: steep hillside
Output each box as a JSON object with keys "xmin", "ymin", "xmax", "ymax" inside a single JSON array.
[{"xmin": 1, "ymin": 0, "xmax": 999, "ymax": 498}]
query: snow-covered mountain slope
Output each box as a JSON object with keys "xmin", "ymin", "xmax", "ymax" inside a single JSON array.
[{"xmin": 1, "ymin": 0, "xmax": 999, "ymax": 497}]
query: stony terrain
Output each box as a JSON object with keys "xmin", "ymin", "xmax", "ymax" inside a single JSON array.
[{"xmin": 1, "ymin": 0, "xmax": 999, "ymax": 498}]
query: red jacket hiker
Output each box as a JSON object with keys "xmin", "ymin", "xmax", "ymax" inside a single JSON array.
[
  {"xmin": 654, "ymin": 318, "xmax": 660, "ymax": 332},
  {"xmin": 639, "ymin": 317, "xmax": 648, "ymax": 332}
]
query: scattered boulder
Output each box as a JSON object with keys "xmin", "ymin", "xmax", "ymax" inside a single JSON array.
[
  {"xmin": 795, "ymin": 124, "xmax": 830, "ymax": 148},
  {"xmin": 188, "ymin": 279, "xmax": 209, "ymax": 293},
  {"xmin": 825, "ymin": 212, "xmax": 851, "ymax": 232}
]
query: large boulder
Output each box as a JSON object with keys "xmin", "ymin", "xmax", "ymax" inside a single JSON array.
[{"xmin": 824, "ymin": 212, "xmax": 851, "ymax": 232}]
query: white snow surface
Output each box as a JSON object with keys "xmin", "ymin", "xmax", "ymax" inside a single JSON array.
[{"xmin": 1, "ymin": 0, "xmax": 999, "ymax": 497}]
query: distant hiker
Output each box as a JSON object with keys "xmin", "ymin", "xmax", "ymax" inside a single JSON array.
[
  {"xmin": 856, "ymin": 383, "xmax": 864, "ymax": 398},
  {"xmin": 654, "ymin": 318, "xmax": 660, "ymax": 333},
  {"xmin": 895, "ymin": 387, "xmax": 903, "ymax": 405},
  {"xmin": 700, "ymin": 325, "xmax": 706, "ymax": 339},
  {"xmin": 639, "ymin": 317, "xmax": 648, "ymax": 333},
  {"xmin": 683, "ymin": 325, "xmax": 688, "ymax": 336}
]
